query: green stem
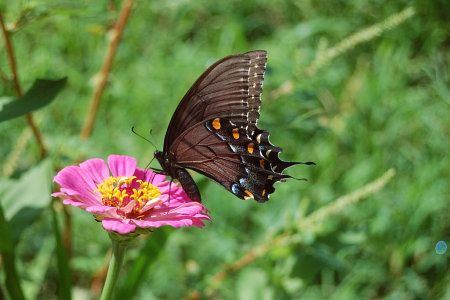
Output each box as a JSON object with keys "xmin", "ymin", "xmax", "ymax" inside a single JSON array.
[{"xmin": 99, "ymin": 238, "xmax": 128, "ymax": 300}]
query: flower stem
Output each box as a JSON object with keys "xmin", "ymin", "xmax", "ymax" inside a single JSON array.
[{"xmin": 99, "ymin": 238, "xmax": 128, "ymax": 300}]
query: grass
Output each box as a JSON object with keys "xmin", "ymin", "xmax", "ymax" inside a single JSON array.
[{"xmin": 1, "ymin": 0, "xmax": 450, "ymax": 299}]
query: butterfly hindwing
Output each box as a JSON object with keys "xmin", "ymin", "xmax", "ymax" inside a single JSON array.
[{"xmin": 170, "ymin": 117, "xmax": 303, "ymax": 203}]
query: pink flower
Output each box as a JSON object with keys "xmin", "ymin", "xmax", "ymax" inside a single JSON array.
[{"xmin": 52, "ymin": 155, "xmax": 210, "ymax": 234}]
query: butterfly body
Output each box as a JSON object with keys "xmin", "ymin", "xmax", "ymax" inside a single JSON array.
[
  {"xmin": 154, "ymin": 150, "xmax": 202, "ymax": 202},
  {"xmin": 155, "ymin": 50, "xmax": 314, "ymax": 203}
]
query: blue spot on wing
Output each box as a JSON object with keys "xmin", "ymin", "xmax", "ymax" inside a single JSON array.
[{"xmin": 232, "ymin": 184, "xmax": 240, "ymax": 195}]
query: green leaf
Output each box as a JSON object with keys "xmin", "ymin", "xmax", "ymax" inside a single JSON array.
[
  {"xmin": 0, "ymin": 77, "xmax": 67, "ymax": 123},
  {"xmin": 0, "ymin": 202, "xmax": 26, "ymax": 300},
  {"xmin": 0, "ymin": 158, "xmax": 53, "ymax": 244},
  {"xmin": 113, "ymin": 227, "xmax": 173, "ymax": 300},
  {"xmin": 52, "ymin": 204, "xmax": 72, "ymax": 300}
]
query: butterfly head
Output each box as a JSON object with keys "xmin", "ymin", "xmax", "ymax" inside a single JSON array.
[
  {"xmin": 154, "ymin": 150, "xmax": 166, "ymax": 164},
  {"xmin": 154, "ymin": 150, "xmax": 171, "ymax": 174}
]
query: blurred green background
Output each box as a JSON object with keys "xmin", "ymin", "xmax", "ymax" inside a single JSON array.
[{"xmin": 1, "ymin": 0, "xmax": 450, "ymax": 299}]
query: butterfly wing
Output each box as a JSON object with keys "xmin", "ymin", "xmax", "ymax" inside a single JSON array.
[
  {"xmin": 163, "ymin": 50, "xmax": 267, "ymax": 152},
  {"xmin": 168, "ymin": 117, "xmax": 311, "ymax": 203},
  {"xmin": 158, "ymin": 50, "xmax": 313, "ymax": 203}
]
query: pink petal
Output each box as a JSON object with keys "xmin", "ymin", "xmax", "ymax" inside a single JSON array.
[
  {"xmin": 108, "ymin": 155, "xmax": 136, "ymax": 178},
  {"xmin": 193, "ymin": 213, "xmax": 212, "ymax": 222},
  {"xmin": 56, "ymin": 192, "xmax": 97, "ymax": 206},
  {"xmin": 170, "ymin": 203, "xmax": 206, "ymax": 215},
  {"xmin": 79, "ymin": 158, "xmax": 110, "ymax": 185},
  {"xmin": 62, "ymin": 199, "xmax": 89, "ymax": 208},
  {"xmin": 150, "ymin": 203, "xmax": 202, "ymax": 216},
  {"xmin": 133, "ymin": 168, "xmax": 165, "ymax": 183},
  {"xmin": 162, "ymin": 185, "xmax": 185, "ymax": 197},
  {"xmin": 118, "ymin": 200, "xmax": 137, "ymax": 214},
  {"xmin": 157, "ymin": 181, "xmax": 173, "ymax": 193},
  {"xmin": 52, "ymin": 192, "xmax": 69, "ymax": 198},
  {"xmin": 130, "ymin": 169, "xmax": 154, "ymax": 189},
  {"xmin": 133, "ymin": 215, "xmax": 208, "ymax": 229},
  {"xmin": 150, "ymin": 173, "xmax": 167, "ymax": 186},
  {"xmin": 53, "ymin": 166, "xmax": 100, "ymax": 205},
  {"xmin": 102, "ymin": 218, "xmax": 136, "ymax": 234},
  {"xmin": 86, "ymin": 205, "xmax": 118, "ymax": 216},
  {"xmin": 140, "ymin": 197, "xmax": 166, "ymax": 213}
]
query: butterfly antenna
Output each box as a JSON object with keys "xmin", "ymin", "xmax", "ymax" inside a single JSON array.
[
  {"xmin": 132, "ymin": 127, "xmax": 158, "ymax": 150},
  {"xmin": 150, "ymin": 130, "xmax": 160, "ymax": 149}
]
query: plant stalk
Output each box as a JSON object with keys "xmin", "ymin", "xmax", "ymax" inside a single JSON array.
[
  {"xmin": 99, "ymin": 238, "xmax": 128, "ymax": 300},
  {"xmin": 0, "ymin": 11, "xmax": 47, "ymax": 158}
]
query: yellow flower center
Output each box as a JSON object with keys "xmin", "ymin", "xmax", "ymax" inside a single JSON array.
[{"xmin": 94, "ymin": 176, "xmax": 161, "ymax": 218}]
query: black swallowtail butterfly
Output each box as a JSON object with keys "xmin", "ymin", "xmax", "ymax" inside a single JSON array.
[{"xmin": 154, "ymin": 50, "xmax": 314, "ymax": 203}]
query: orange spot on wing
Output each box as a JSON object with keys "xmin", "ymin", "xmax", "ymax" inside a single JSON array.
[
  {"xmin": 232, "ymin": 128, "xmax": 239, "ymax": 139},
  {"xmin": 259, "ymin": 159, "xmax": 265, "ymax": 168},
  {"xmin": 244, "ymin": 190, "xmax": 254, "ymax": 199},
  {"xmin": 212, "ymin": 118, "xmax": 221, "ymax": 130},
  {"xmin": 256, "ymin": 134, "xmax": 261, "ymax": 143},
  {"xmin": 262, "ymin": 189, "xmax": 266, "ymax": 196},
  {"xmin": 248, "ymin": 143, "xmax": 254, "ymax": 154}
]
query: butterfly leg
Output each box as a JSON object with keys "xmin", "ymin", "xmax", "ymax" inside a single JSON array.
[{"xmin": 167, "ymin": 179, "xmax": 173, "ymax": 213}]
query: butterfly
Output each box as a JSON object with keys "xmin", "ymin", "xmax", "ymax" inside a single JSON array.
[{"xmin": 154, "ymin": 50, "xmax": 315, "ymax": 203}]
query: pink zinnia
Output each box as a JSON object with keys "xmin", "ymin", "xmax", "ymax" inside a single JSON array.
[{"xmin": 52, "ymin": 155, "xmax": 210, "ymax": 234}]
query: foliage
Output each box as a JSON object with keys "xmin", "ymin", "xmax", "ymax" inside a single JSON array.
[
  {"xmin": 0, "ymin": 78, "xmax": 67, "ymax": 123},
  {"xmin": 1, "ymin": 0, "xmax": 449, "ymax": 299}
]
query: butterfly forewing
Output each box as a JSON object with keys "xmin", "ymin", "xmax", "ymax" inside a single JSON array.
[
  {"xmin": 163, "ymin": 51, "xmax": 268, "ymax": 151},
  {"xmin": 244, "ymin": 50, "xmax": 267, "ymax": 133}
]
